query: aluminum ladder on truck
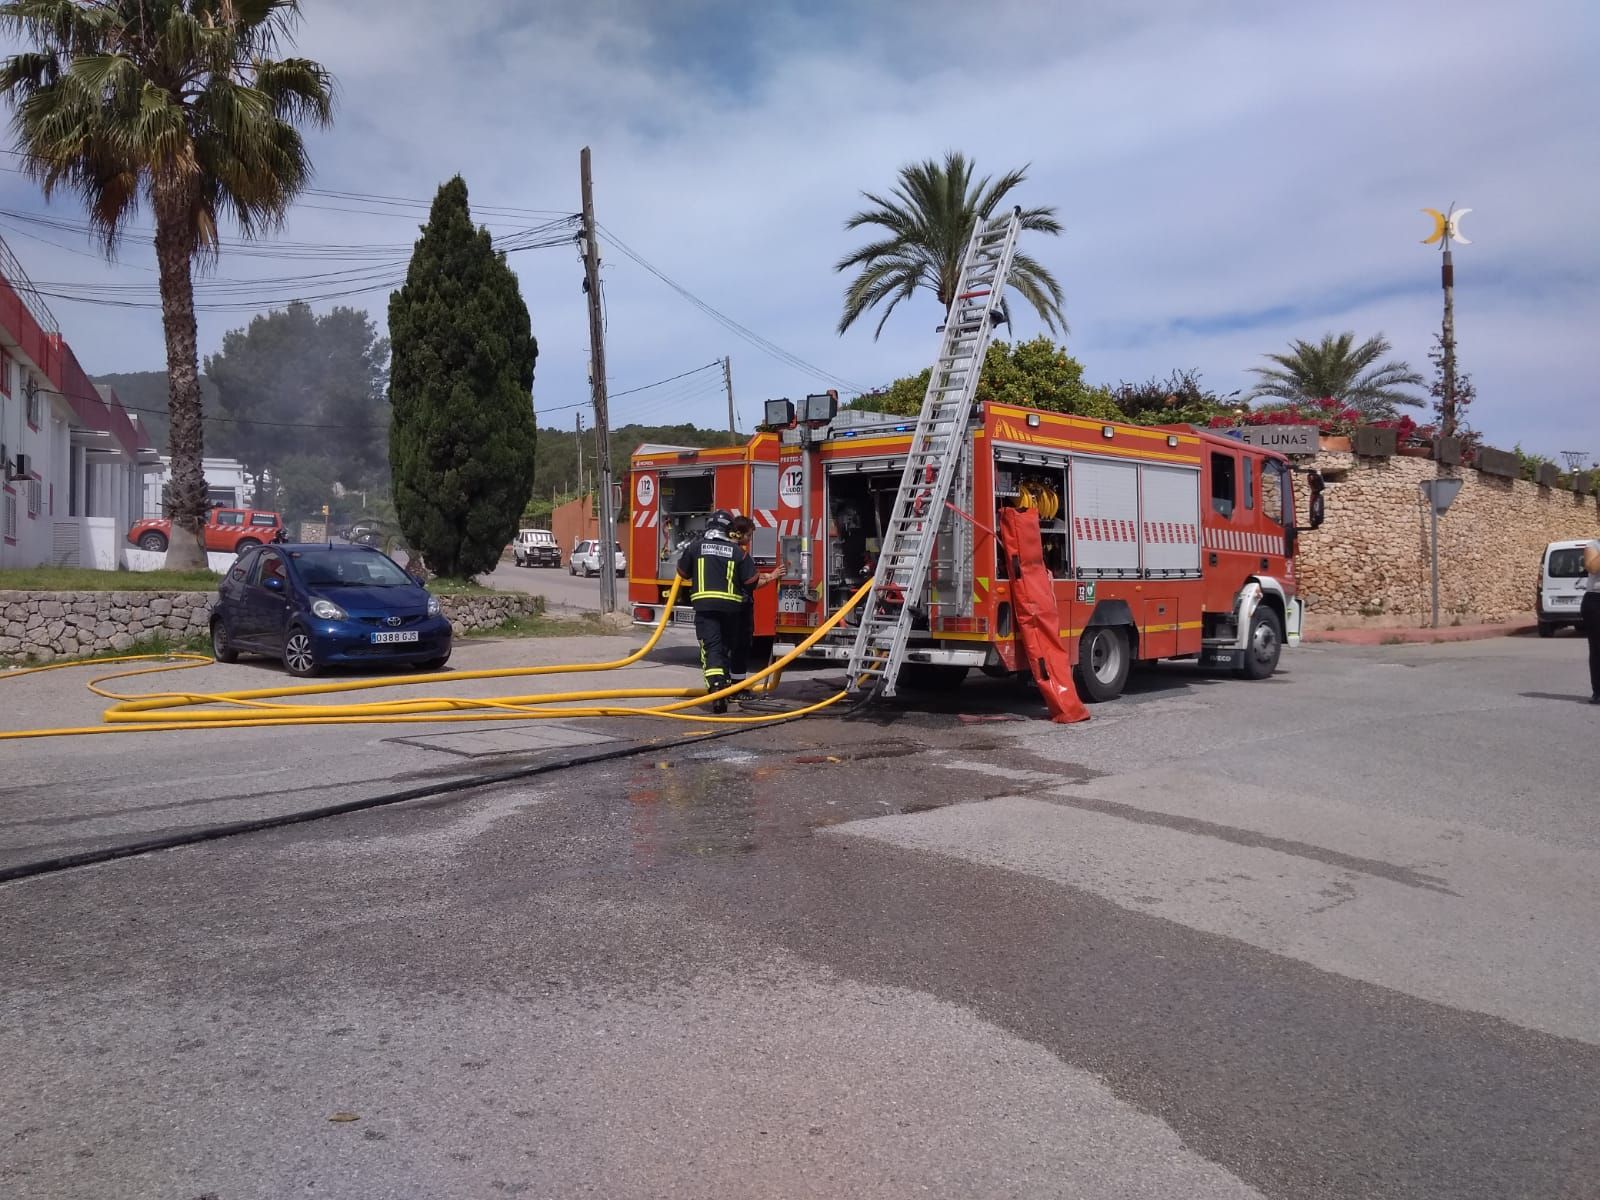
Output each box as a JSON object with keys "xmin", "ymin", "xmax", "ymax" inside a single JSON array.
[{"xmin": 844, "ymin": 206, "xmax": 1024, "ymax": 697}]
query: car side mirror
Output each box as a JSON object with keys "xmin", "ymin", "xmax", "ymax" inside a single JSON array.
[{"xmin": 264, "ymin": 576, "xmax": 284, "ymax": 591}]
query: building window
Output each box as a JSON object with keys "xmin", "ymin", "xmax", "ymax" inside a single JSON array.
[
  {"xmin": 3, "ymin": 489, "xmax": 16, "ymax": 541},
  {"xmin": 24, "ymin": 378, "xmax": 42, "ymax": 430},
  {"xmin": 28, "ymin": 477, "xmax": 41, "ymax": 517},
  {"xmin": 0, "ymin": 349, "xmax": 11, "ymax": 398}
]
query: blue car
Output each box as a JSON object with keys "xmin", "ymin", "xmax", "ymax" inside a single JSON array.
[{"xmin": 211, "ymin": 543, "xmax": 452, "ymax": 677}]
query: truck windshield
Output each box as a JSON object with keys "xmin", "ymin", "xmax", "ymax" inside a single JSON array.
[{"xmin": 1260, "ymin": 460, "xmax": 1290, "ymax": 527}]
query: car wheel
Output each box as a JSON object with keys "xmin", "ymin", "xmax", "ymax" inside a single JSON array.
[
  {"xmin": 209, "ymin": 616, "xmax": 239, "ymax": 664},
  {"xmin": 1537, "ymin": 621, "xmax": 1555, "ymax": 638},
  {"xmin": 1237, "ymin": 607, "xmax": 1284, "ymax": 680},
  {"xmin": 568, "ymin": 563, "xmax": 576, "ymax": 576},
  {"xmin": 1074, "ymin": 625, "xmax": 1130, "ymax": 702},
  {"xmin": 138, "ymin": 532, "xmax": 168, "ymax": 552},
  {"xmin": 234, "ymin": 538, "xmax": 260, "ymax": 554},
  {"xmin": 283, "ymin": 627, "xmax": 320, "ymax": 677}
]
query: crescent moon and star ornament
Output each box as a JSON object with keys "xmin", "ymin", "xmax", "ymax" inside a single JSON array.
[{"xmin": 1422, "ymin": 204, "xmax": 1471, "ymax": 246}]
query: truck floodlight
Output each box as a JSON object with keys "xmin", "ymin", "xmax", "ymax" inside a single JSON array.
[
  {"xmin": 1026, "ymin": 413, "xmax": 1041, "ymax": 428},
  {"xmin": 801, "ymin": 392, "xmax": 838, "ymax": 424},
  {"xmin": 1101, "ymin": 426, "xmax": 1115, "ymax": 439},
  {"xmin": 763, "ymin": 398, "xmax": 795, "ymax": 428},
  {"xmin": 1167, "ymin": 435, "xmax": 1179, "ymax": 447}
]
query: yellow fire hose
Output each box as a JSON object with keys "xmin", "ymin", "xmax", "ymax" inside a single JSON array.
[{"xmin": 0, "ymin": 579, "xmax": 877, "ymax": 741}]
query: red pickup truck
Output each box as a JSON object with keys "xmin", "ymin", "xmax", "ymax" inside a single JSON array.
[{"xmin": 128, "ymin": 507, "xmax": 284, "ymax": 554}]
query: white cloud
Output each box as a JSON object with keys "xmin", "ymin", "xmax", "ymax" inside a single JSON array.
[{"xmin": 0, "ymin": 0, "xmax": 1594, "ymax": 459}]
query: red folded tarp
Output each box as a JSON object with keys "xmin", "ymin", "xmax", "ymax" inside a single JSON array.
[{"xmin": 998, "ymin": 507, "xmax": 1090, "ymax": 724}]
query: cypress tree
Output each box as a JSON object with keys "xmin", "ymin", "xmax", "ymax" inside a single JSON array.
[{"xmin": 388, "ymin": 177, "xmax": 538, "ymax": 577}]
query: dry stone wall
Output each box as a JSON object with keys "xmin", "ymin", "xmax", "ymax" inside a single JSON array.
[
  {"xmin": 1295, "ymin": 451, "xmax": 1600, "ymax": 627},
  {"xmin": 0, "ymin": 589, "xmax": 544, "ymax": 663}
]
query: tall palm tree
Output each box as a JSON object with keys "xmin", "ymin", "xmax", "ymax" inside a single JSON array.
[
  {"xmin": 836, "ymin": 151, "xmax": 1066, "ymax": 339},
  {"xmin": 1247, "ymin": 331, "xmax": 1424, "ymax": 420},
  {"xmin": 0, "ymin": 0, "xmax": 333, "ymax": 568}
]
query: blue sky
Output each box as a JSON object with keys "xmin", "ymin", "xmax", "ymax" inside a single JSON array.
[{"xmin": 1, "ymin": 0, "xmax": 1596, "ymax": 461}]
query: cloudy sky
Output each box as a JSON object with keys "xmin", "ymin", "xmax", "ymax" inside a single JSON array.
[{"xmin": 2, "ymin": 0, "xmax": 1596, "ymax": 460}]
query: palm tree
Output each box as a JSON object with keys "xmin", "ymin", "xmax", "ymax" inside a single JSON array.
[
  {"xmin": 836, "ymin": 151, "xmax": 1066, "ymax": 339},
  {"xmin": 1247, "ymin": 332, "xmax": 1424, "ymax": 419},
  {"xmin": 0, "ymin": 0, "xmax": 334, "ymax": 568}
]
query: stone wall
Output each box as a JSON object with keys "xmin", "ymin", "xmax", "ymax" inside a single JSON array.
[
  {"xmin": 0, "ymin": 590, "xmax": 544, "ymax": 664},
  {"xmin": 1296, "ymin": 451, "xmax": 1600, "ymax": 627}
]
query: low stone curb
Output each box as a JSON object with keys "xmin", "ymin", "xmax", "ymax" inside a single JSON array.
[
  {"xmin": 0, "ymin": 589, "xmax": 544, "ymax": 664},
  {"xmin": 1305, "ymin": 620, "xmax": 1538, "ymax": 646}
]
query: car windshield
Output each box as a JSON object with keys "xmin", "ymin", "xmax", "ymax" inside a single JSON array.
[
  {"xmin": 290, "ymin": 549, "xmax": 414, "ymax": 587},
  {"xmin": 1547, "ymin": 548, "xmax": 1586, "ymax": 578}
]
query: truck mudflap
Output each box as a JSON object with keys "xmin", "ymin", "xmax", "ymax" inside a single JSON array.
[{"xmin": 998, "ymin": 508, "xmax": 1089, "ymax": 724}]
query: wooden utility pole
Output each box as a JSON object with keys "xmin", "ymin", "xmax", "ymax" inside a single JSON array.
[
  {"xmin": 723, "ymin": 356, "xmax": 736, "ymax": 434},
  {"xmin": 580, "ymin": 147, "xmax": 617, "ymax": 612}
]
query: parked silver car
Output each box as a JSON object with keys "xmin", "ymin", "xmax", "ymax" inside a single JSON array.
[{"xmin": 569, "ymin": 539, "xmax": 626, "ymax": 577}]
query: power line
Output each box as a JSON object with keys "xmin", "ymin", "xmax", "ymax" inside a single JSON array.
[{"xmin": 595, "ymin": 223, "xmax": 865, "ymax": 395}]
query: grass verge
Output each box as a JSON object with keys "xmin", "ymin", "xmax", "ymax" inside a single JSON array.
[
  {"xmin": 0, "ymin": 567, "xmax": 220, "ymax": 592},
  {"xmin": 2, "ymin": 631, "xmax": 211, "ymax": 669}
]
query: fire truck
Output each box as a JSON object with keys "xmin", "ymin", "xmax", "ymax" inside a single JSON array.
[{"xmin": 628, "ymin": 403, "xmax": 1322, "ymax": 700}]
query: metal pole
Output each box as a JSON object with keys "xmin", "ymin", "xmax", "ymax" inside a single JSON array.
[
  {"xmin": 1440, "ymin": 246, "xmax": 1457, "ymax": 440},
  {"xmin": 1429, "ymin": 501, "xmax": 1440, "ymax": 629},
  {"xmin": 580, "ymin": 147, "xmax": 616, "ymax": 612}
]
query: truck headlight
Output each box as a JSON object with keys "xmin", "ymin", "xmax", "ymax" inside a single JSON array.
[
  {"xmin": 426, "ymin": 594, "xmax": 441, "ymax": 617},
  {"xmin": 311, "ymin": 598, "xmax": 347, "ymax": 621}
]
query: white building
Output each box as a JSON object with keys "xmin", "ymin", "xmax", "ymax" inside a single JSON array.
[
  {"xmin": 0, "ymin": 234, "xmax": 160, "ymax": 570},
  {"xmin": 140, "ymin": 455, "xmax": 254, "ymax": 519}
]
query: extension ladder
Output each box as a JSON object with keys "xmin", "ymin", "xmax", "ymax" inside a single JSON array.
[{"xmin": 844, "ymin": 206, "xmax": 1023, "ymax": 696}]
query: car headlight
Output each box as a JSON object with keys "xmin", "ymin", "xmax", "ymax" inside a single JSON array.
[
  {"xmin": 426, "ymin": 594, "xmax": 441, "ymax": 617},
  {"xmin": 311, "ymin": 598, "xmax": 347, "ymax": 621}
]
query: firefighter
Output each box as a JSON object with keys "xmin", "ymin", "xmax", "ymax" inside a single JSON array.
[
  {"xmin": 677, "ymin": 509, "xmax": 757, "ymax": 714},
  {"xmin": 727, "ymin": 515, "xmax": 785, "ymax": 698}
]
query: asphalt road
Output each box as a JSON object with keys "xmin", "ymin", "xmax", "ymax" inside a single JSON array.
[
  {"xmin": 482, "ymin": 556, "xmax": 626, "ymax": 614},
  {"xmin": 2, "ymin": 633, "xmax": 1597, "ymax": 1198}
]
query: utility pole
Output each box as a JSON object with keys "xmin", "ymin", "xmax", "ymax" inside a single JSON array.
[
  {"xmin": 580, "ymin": 146, "xmax": 616, "ymax": 612},
  {"xmin": 723, "ymin": 356, "xmax": 736, "ymax": 435},
  {"xmin": 575, "ymin": 411, "xmax": 585, "ymax": 499}
]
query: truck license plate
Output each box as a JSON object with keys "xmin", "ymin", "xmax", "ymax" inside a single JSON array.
[
  {"xmin": 370, "ymin": 630, "xmax": 419, "ymax": 644},
  {"xmin": 778, "ymin": 587, "xmax": 807, "ymax": 614}
]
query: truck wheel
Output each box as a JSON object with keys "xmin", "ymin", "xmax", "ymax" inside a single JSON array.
[
  {"xmin": 1237, "ymin": 608, "xmax": 1283, "ymax": 680},
  {"xmin": 139, "ymin": 532, "xmax": 168, "ymax": 552},
  {"xmin": 234, "ymin": 538, "xmax": 260, "ymax": 554},
  {"xmin": 1074, "ymin": 625, "xmax": 1130, "ymax": 702},
  {"xmin": 897, "ymin": 663, "xmax": 969, "ymax": 692},
  {"xmin": 1537, "ymin": 621, "xmax": 1555, "ymax": 638}
]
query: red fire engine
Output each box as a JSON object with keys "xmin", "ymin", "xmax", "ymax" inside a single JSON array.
[{"xmin": 629, "ymin": 402, "xmax": 1322, "ymax": 700}]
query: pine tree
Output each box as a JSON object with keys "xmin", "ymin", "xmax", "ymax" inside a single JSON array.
[{"xmin": 388, "ymin": 177, "xmax": 538, "ymax": 578}]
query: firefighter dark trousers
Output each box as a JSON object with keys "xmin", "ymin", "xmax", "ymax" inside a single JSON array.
[
  {"xmin": 694, "ymin": 609, "xmax": 740, "ymax": 691},
  {"xmin": 1583, "ymin": 591, "xmax": 1600, "ymax": 699}
]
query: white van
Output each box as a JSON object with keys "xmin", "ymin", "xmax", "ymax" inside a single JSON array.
[{"xmin": 1536, "ymin": 539, "xmax": 1590, "ymax": 637}]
